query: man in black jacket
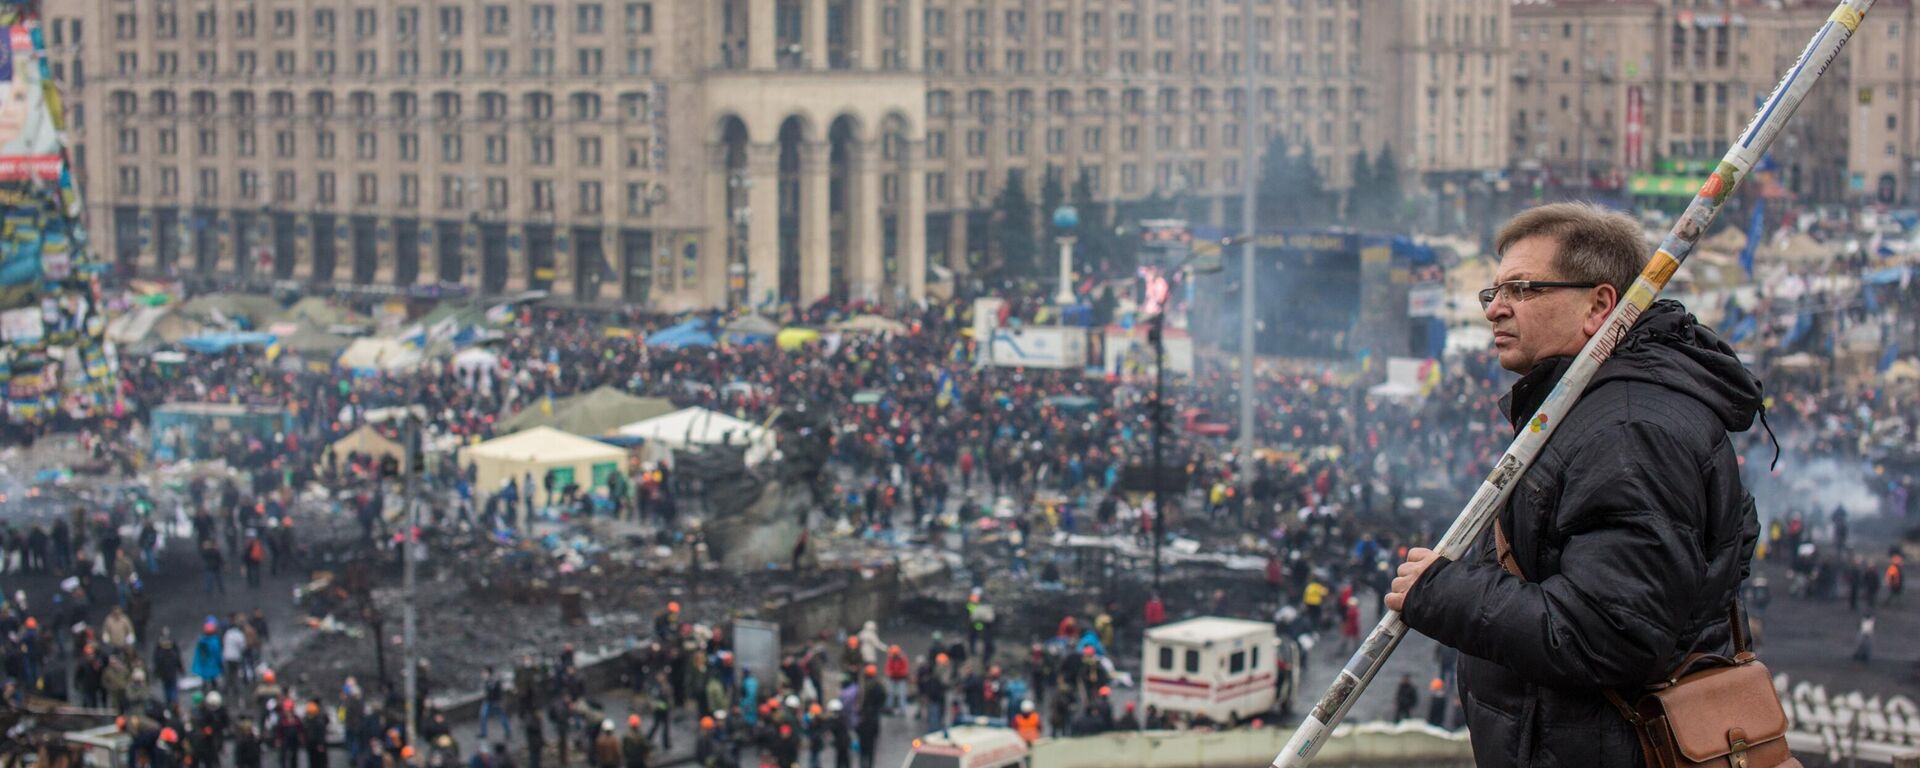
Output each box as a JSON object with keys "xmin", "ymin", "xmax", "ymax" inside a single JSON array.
[{"xmin": 1386, "ymin": 202, "xmax": 1762, "ymax": 768}]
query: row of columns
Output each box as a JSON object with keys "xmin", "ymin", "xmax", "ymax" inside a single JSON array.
[
  {"xmin": 118, "ymin": 208, "xmax": 701, "ymax": 303},
  {"xmin": 739, "ymin": 0, "xmax": 923, "ymax": 72},
  {"xmin": 713, "ymin": 139, "xmax": 926, "ymax": 308}
]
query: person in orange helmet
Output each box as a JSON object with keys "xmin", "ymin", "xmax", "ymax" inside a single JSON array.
[
  {"xmin": 883, "ymin": 645, "xmax": 911, "ymax": 713},
  {"xmin": 620, "ymin": 714, "xmax": 651, "ymax": 768}
]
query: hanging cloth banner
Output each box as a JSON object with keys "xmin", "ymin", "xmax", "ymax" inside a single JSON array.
[{"xmin": 0, "ymin": 23, "xmax": 62, "ymax": 181}]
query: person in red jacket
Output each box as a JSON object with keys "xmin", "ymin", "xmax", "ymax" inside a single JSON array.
[
  {"xmin": 1143, "ymin": 594, "xmax": 1166, "ymax": 627},
  {"xmin": 883, "ymin": 645, "xmax": 911, "ymax": 714}
]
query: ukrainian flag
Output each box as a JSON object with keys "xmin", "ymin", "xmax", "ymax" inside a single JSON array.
[{"xmin": 935, "ymin": 370, "xmax": 956, "ymax": 409}]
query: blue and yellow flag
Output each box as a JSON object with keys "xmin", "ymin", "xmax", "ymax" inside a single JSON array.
[{"xmin": 935, "ymin": 369, "xmax": 956, "ymax": 409}]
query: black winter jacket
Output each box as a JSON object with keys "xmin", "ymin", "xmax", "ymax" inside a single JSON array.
[{"xmin": 1402, "ymin": 301, "xmax": 1763, "ymax": 768}]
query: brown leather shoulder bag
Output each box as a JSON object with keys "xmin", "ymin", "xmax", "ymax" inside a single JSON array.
[{"xmin": 1494, "ymin": 522, "xmax": 1799, "ymax": 768}]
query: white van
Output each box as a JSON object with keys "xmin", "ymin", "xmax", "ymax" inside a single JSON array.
[
  {"xmin": 901, "ymin": 725, "xmax": 1031, "ymax": 768},
  {"xmin": 1140, "ymin": 617, "xmax": 1293, "ymax": 723}
]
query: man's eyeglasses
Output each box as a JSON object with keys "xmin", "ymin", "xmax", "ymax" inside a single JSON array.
[{"xmin": 1477, "ymin": 280, "xmax": 1599, "ymax": 309}]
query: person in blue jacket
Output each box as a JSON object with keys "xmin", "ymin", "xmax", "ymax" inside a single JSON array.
[{"xmin": 192, "ymin": 619, "xmax": 225, "ymax": 688}]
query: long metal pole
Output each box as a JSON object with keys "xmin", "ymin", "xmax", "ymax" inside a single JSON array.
[
  {"xmin": 1237, "ymin": 0, "xmax": 1258, "ymax": 473},
  {"xmin": 1272, "ymin": 3, "xmax": 1873, "ymax": 765},
  {"xmin": 402, "ymin": 410, "xmax": 419, "ymax": 747},
  {"xmin": 1151, "ymin": 313, "xmax": 1165, "ymax": 592}
]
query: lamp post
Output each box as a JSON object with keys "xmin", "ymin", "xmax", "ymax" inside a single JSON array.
[
  {"xmin": 1053, "ymin": 205, "xmax": 1079, "ymax": 305},
  {"xmin": 1146, "ymin": 251, "xmax": 1222, "ymax": 591}
]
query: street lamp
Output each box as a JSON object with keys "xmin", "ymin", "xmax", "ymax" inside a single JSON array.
[
  {"xmin": 1053, "ymin": 205, "xmax": 1079, "ymax": 305},
  {"xmin": 1147, "ymin": 250, "xmax": 1222, "ymax": 591}
]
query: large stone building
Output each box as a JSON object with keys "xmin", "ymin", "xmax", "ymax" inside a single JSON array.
[
  {"xmin": 1506, "ymin": 0, "xmax": 1914, "ymax": 204},
  {"xmin": 61, "ymin": 0, "xmax": 1511, "ymax": 309}
]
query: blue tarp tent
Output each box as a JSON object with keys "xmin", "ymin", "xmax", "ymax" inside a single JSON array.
[
  {"xmin": 179, "ymin": 332, "xmax": 277, "ymax": 354},
  {"xmin": 646, "ymin": 320, "xmax": 716, "ymax": 349},
  {"xmin": 1864, "ymin": 266, "xmax": 1913, "ymax": 285},
  {"xmin": 647, "ymin": 327, "xmax": 716, "ymax": 349}
]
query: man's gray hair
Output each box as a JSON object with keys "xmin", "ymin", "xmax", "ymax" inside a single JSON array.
[{"xmin": 1494, "ymin": 202, "xmax": 1649, "ymax": 298}]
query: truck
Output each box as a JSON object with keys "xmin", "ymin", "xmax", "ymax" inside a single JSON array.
[{"xmin": 1140, "ymin": 617, "xmax": 1299, "ymax": 723}]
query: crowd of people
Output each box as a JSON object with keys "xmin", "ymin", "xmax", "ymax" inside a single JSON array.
[{"xmin": 1, "ymin": 242, "xmax": 1916, "ymax": 768}]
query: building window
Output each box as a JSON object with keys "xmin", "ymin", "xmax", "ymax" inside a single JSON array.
[
  {"xmin": 485, "ymin": 5, "xmax": 510, "ymax": 35},
  {"xmin": 400, "ymin": 133, "xmax": 420, "ymax": 162},
  {"xmin": 928, "ymin": 172, "xmax": 946, "ymax": 203},
  {"xmin": 532, "ymin": 136, "xmax": 555, "ymax": 166},
  {"xmin": 572, "ymin": 93, "xmax": 602, "ymax": 121},
  {"xmin": 400, "ymin": 175, "xmax": 420, "ymax": 207},
  {"xmin": 576, "ymin": 3, "xmax": 604, "ymax": 34},
  {"xmin": 358, "ymin": 132, "xmax": 378, "ymax": 160},
  {"xmin": 532, "ymin": 179, "xmax": 555, "ymax": 211},
  {"xmin": 487, "ymin": 177, "xmax": 509, "ymax": 209},
  {"xmin": 578, "ymin": 137, "xmax": 602, "ymax": 166},
  {"xmin": 438, "ymin": 6, "xmax": 463, "ymax": 35},
  {"xmin": 441, "ymin": 133, "xmax": 462, "ymax": 163},
  {"xmin": 117, "ymin": 166, "xmax": 140, "ymax": 195},
  {"xmin": 626, "ymin": 3, "xmax": 653, "ymax": 34},
  {"xmin": 357, "ymin": 174, "xmax": 378, "ymax": 205},
  {"xmin": 442, "ymin": 176, "xmax": 464, "ymax": 210},
  {"xmin": 486, "ymin": 135, "xmax": 508, "ymax": 165},
  {"xmin": 578, "ymin": 181, "xmax": 602, "ymax": 213},
  {"xmin": 317, "ymin": 130, "xmax": 336, "ymax": 159},
  {"xmin": 275, "ymin": 172, "xmax": 297, "ymax": 203}
]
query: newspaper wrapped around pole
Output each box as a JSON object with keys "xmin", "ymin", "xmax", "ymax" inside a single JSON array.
[{"xmin": 1272, "ymin": 2, "xmax": 1876, "ymax": 765}]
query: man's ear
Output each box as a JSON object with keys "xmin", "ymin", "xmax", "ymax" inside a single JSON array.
[{"xmin": 1583, "ymin": 284, "xmax": 1620, "ymax": 338}]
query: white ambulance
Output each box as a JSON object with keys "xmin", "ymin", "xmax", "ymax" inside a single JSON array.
[
  {"xmin": 901, "ymin": 725, "xmax": 1031, "ymax": 768},
  {"xmin": 1140, "ymin": 616, "xmax": 1297, "ymax": 723}
]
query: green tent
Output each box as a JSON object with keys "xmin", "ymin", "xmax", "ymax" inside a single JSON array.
[{"xmin": 498, "ymin": 385, "xmax": 677, "ymax": 437}]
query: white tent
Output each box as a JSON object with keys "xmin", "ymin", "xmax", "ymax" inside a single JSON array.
[
  {"xmin": 452, "ymin": 347, "xmax": 501, "ymax": 375},
  {"xmin": 465, "ymin": 426, "xmax": 627, "ymax": 509},
  {"xmin": 337, "ymin": 337, "xmax": 423, "ymax": 373},
  {"xmin": 615, "ymin": 407, "xmax": 776, "ymax": 466}
]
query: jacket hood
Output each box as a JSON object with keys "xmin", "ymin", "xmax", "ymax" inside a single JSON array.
[
  {"xmin": 1594, "ymin": 300, "xmax": 1763, "ymax": 433},
  {"xmin": 1503, "ymin": 300, "xmax": 1762, "ymax": 434}
]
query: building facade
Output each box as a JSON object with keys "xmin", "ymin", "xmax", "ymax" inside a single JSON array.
[
  {"xmin": 1506, "ymin": 0, "xmax": 1901, "ymax": 204},
  {"xmin": 67, "ymin": 0, "xmax": 1514, "ymax": 310}
]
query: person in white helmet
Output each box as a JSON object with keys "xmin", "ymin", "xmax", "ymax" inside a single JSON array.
[
  {"xmin": 825, "ymin": 699, "xmax": 851, "ymax": 768},
  {"xmin": 592, "ymin": 719, "xmax": 622, "ymax": 768}
]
